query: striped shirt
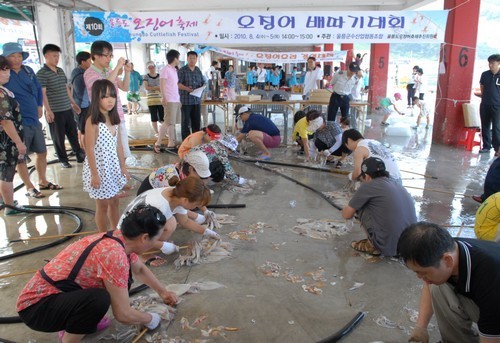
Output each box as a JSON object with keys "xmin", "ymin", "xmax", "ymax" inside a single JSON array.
[
  {"xmin": 36, "ymin": 65, "xmax": 71, "ymax": 112},
  {"xmin": 178, "ymin": 65, "xmax": 204, "ymax": 105},
  {"xmin": 143, "ymin": 73, "xmax": 162, "ymax": 106}
]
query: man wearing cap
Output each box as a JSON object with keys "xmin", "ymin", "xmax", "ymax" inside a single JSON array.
[
  {"xmin": 342, "ymin": 157, "xmax": 417, "ymax": 256},
  {"xmin": 2, "ymin": 42, "xmax": 62, "ymax": 197},
  {"xmin": 302, "ymin": 56, "xmax": 323, "ymax": 99},
  {"xmin": 178, "ymin": 51, "xmax": 205, "ymax": 140},
  {"xmin": 36, "ymin": 44, "xmax": 85, "ymax": 169},
  {"xmin": 236, "ymin": 106, "xmax": 281, "ymax": 160},
  {"xmin": 327, "ymin": 62, "xmax": 361, "ymax": 123},
  {"xmin": 306, "ymin": 110, "xmax": 349, "ymax": 166},
  {"xmin": 342, "ymin": 128, "xmax": 401, "ymax": 184}
]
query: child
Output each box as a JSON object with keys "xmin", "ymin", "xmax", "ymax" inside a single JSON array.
[
  {"xmin": 379, "ymin": 93, "xmax": 404, "ymax": 126},
  {"xmin": 411, "ymin": 96, "xmax": 430, "ymax": 129},
  {"xmin": 83, "ymin": 79, "xmax": 130, "ymax": 232}
]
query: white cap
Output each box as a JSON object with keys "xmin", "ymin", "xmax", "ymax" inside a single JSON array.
[
  {"xmin": 238, "ymin": 106, "xmax": 251, "ymax": 115},
  {"xmin": 184, "ymin": 150, "xmax": 211, "ymax": 178},
  {"xmin": 220, "ymin": 134, "xmax": 239, "ymax": 151},
  {"xmin": 146, "ymin": 61, "xmax": 155, "ymax": 68},
  {"xmin": 307, "ymin": 116, "xmax": 324, "ymax": 132}
]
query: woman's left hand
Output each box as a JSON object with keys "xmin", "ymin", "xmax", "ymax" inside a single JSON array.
[
  {"xmin": 159, "ymin": 290, "xmax": 178, "ymax": 306},
  {"xmin": 122, "ymin": 169, "xmax": 131, "ymax": 181}
]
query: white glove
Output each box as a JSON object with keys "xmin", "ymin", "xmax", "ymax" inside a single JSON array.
[
  {"xmin": 348, "ymin": 172, "xmax": 353, "ymax": 181},
  {"xmin": 160, "ymin": 242, "xmax": 179, "ymax": 255},
  {"xmin": 408, "ymin": 325, "xmax": 429, "ymax": 343},
  {"xmin": 204, "ymin": 210, "xmax": 221, "ymax": 230},
  {"xmin": 322, "ymin": 150, "xmax": 331, "ymax": 157},
  {"xmin": 145, "ymin": 312, "xmax": 161, "ymax": 330},
  {"xmin": 238, "ymin": 176, "xmax": 247, "ymax": 185},
  {"xmin": 203, "ymin": 228, "xmax": 221, "ymax": 239},
  {"xmin": 195, "ymin": 213, "xmax": 205, "ymax": 224}
]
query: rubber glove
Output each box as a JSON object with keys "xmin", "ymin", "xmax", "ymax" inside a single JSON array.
[
  {"xmin": 204, "ymin": 210, "xmax": 221, "ymax": 229},
  {"xmin": 322, "ymin": 150, "xmax": 331, "ymax": 157},
  {"xmin": 408, "ymin": 325, "xmax": 429, "ymax": 343},
  {"xmin": 238, "ymin": 176, "xmax": 247, "ymax": 185},
  {"xmin": 195, "ymin": 213, "xmax": 205, "ymax": 224},
  {"xmin": 203, "ymin": 228, "xmax": 221, "ymax": 239},
  {"xmin": 145, "ymin": 312, "xmax": 161, "ymax": 330},
  {"xmin": 160, "ymin": 242, "xmax": 179, "ymax": 255}
]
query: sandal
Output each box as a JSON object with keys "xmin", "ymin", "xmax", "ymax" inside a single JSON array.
[
  {"xmin": 26, "ymin": 188, "xmax": 45, "ymax": 198},
  {"xmin": 6, "ymin": 207, "xmax": 25, "ymax": 216},
  {"xmin": 145, "ymin": 256, "xmax": 167, "ymax": 267},
  {"xmin": 257, "ymin": 155, "xmax": 271, "ymax": 161},
  {"xmin": 351, "ymin": 239, "xmax": 381, "ymax": 256},
  {"xmin": 39, "ymin": 182, "xmax": 63, "ymax": 190}
]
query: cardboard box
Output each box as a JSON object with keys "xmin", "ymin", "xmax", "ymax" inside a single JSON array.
[{"xmin": 237, "ymin": 95, "xmax": 261, "ymax": 102}]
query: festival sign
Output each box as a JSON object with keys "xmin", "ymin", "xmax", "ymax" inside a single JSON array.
[
  {"xmin": 73, "ymin": 11, "xmax": 448, "ymax": 44},
  {"xmin": 207, "ymin": 46, "xmax": 347, "ymax": 63}
]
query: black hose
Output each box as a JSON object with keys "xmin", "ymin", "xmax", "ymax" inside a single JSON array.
[
  {"xmin": 316, "ymin": 312, "xmax": 365, "ymax": 343},
  {"xmin": 207, "ymin": 204, "xmax": 246, "ymax": 209}
]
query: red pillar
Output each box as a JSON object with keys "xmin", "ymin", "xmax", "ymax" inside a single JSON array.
[
  {"xmin": 340, "ymin": 43, "xmax": 353, "ymax": 70},
  {"xmin": 368, "ymin": 44, "xmax": 390, "ymax": 110},
  {"xmin": 433, "ymin": 0, "xmax": 480, "ymax": 145},
  {"xmin": 324, "ymin": 43, "xmax": 334, "ymax": 81}
]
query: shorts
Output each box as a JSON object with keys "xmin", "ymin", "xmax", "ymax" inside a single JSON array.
[
  {"xmin": 163, "ymin": 102, "xmax": 181, "ymax": 125},
  {"xmin": 78, "ymin": 107, "xmax": 89, "ymax": 133},
  {"xmin": 0, "ymin": 163, "xmax": 16, "ymax": 182},
  {"xmin": 127, "ymin": 92, "xmax": 141, "ymax": 103},
  {"xmin": 23, "ymin": 123, "xmax": 47, "ymax": 154},
  {"xmin": 380, "ymin": 107, "xmax": 392, "ymax": 115},
  {"xmin": 148, "ymin": 105, "xmax": 164, "ymax": 122},
  {"xmin": 263, "ymin": 134, "xmax": 281, "ymax": 148}
]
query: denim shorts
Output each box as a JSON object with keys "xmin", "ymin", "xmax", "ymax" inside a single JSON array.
[{"xmin": 23, "ymin": 123, "xmax": 47, "ymax": 154}]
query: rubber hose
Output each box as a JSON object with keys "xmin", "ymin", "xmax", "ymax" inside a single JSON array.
[
  {"xmin": 316, "ymin": 311, "xmax": 365, "ymax": 343},
  {"xmin": 206, "ymin": 204, "xmax": 246, "ymax": 209}
]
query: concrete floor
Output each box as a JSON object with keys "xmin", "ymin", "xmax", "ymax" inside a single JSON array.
[{"xmin": 0, "ymin": 106, "xmax": 496, "ymax": 343}]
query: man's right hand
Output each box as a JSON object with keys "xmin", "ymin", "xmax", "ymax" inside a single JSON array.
[
  {"xmin": 408, "ymin": 325, "xmax": 429, "ymax": 343},
  {"xmin": 45, "ymin": 110, "xmax": 55, "ymax": 123}
]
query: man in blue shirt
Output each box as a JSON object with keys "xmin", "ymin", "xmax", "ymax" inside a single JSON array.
[
  {"xmin": 236, "ymin": 106, "xmax": 281, "ymax": 160},
  {"xmin": 479, "ymin": 54, "xmax": 500, "ymax": 156},
  {"xmin": 70, "ymin": 51, "xmax": 91, "ymax": 147},
  {"xmin": 2, "ymin": 42, "xmax": 62, "ymax": 198}
]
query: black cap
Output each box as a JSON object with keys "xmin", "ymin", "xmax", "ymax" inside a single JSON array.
[
  {"xmin": 360, "ymin": 157, "xmax": 386, "ymax": 178},
  {"xmin": 349, "ymin": 62, "xmax": 360, "ymax": 72}
]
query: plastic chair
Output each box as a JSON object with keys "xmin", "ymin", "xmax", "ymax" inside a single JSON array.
[{"xmin": 457, "ymin": 127, "xmax": 481, "ymax": 151}]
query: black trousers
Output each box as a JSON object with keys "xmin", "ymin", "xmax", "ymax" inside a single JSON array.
[
  {"xmin": 18, "ymin": 288, "xmax": 110, "ymax": 334},
  {"xmin": 137, "ymin": 176, "xmax": 154, "ymax": 195},
  {"xmin": 406, "ymin": 84, "xmax": 416, "ymax": 106},
  {"xmin": 480, "ymin": 104, "xmax": 500, "ymax": 151},
  {"xmin": 256, "ymin": 82, "xmax": 265, "ymax": 90},
  {"xmin": 315, "ymin": 138, "xmax": 350, "ymax": 156},
  {"xmin": 327, "ymin": 93, "xmax": 350, "ymax": 122},
  {"xmin": 49, "ymin": 109, "xmax": 84, "ymax": 162},
  {"xmin": 181, "ymin": 104, "xmax": 201, "ymax": 140}
]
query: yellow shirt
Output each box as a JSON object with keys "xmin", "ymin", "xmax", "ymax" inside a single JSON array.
[
  {"xmin": 292, "ymin": 117, "xmax": 313, "ymax": 140},
  {"xmin": 475, "ymin": 192, "xmax": 500, "ymax": 241}
]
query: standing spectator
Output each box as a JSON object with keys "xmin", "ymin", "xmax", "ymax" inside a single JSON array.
[
  {"xmin": 302, "ymin": 56, "xmax": 323, "ymax": 99},
  {"xmin": 279, "ymin": 66, "xmax": 286, "ymax": 87},
  {"xmin": 178, "ymin": 51, "xmax": 205, "ymax": 140},
  {"xmin": 236, "ymin": 106, "xmax": 281, "ymax": 160},
  {"xmin": 289, "ymin": 66, "xmax": 298, "ymax": 87},
  {"xmin": 206, "ymin": 60, "xmax": 220, "ymax": 99},
  {"xmin": 342, "ymin": 157, "xmax": 417, "ymax": 256},
  {"xmin": 415, "ymin": 67, "xmax": 425, "ymax": 100},
  {"xmin": 224, "ymin": 65, "xmax": 236, "ymax": 100},
  {"xmin": 411, "ymin": 96, "xmax": 431, "ymax": 129},
  {"xmin": 36, "ymin": 44, "xmax": 85, "ymax": 169},
  {"xmin": 269, "ymin": 66, "xmax": 280, "ymax": 89},
  {"xmin": 472, "ymin": 157, "xmax": 500, "ymax": 203},
  {"xmin": 2, "ymin": 42, "xmax": 61, "ymax": 198},
  {"xmin": 70, "ymin": 51, "xmax": 91, "ymax": 148},
  {"xmin": 256, "ymin": 63, "xmax": 267, "ymax": 90},
  {"xmin": 156, "ymin": 49, "xmax": 181, "ymax": 151},
  {"xmin": 246, "ymin": 66, "xmax": 255, "ymax": 91},
  {"xmin": 126, "ymin": 63, "xmax": 143, "ymax": 115},
  {"xmin": 406, "ymin": 65, "xmax": 419, "ymax": 108},
  {"xmin": 0, "ymin": 55, "xmax": 27, "ymax": 215},
  {"xmin": 83, "ymin": 40, "xmax": 132, "ymax": 159},
  {"xmin": 143, "ymin": 61, "xmax": 164, "ymax": 137},
  {"xmin": 328, "ymin": 62, "xmax": 360, "ymax": 123},
  {"xmin": 479, "ymin": 54, "xmax": 500, "ymax": 155}
]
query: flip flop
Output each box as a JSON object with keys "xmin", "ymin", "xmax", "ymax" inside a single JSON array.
[
  {"xmin": 257, "ymin": 155, "xmax": 271, "ymax": 161},
  {"xmin": 39, "ymin": 182, "xmax": 63, "ymax": 190},
  {"xmin": 145, "ymin": 256, "xmax": 167, "ymax": 267},
  {"xmin": 351, "ymin": 239, "xmax": 381, "ymax": 256}
]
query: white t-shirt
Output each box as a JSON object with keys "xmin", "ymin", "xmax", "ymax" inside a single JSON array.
[
  {"xmin": 117, "ymin": 187, "xmax": 188, "ymax": 229},
  {"xmin": 256, "ymin": 68, "xmax": 267, "ymax": 83},
  {"xmin": 357, "ymin": 139, "xmax": 401, "ymax": 182},
  {"xmin": 303, "ymin": 68, "xmax": 323, "ymax": 96},
  {"xmin": 351, "ymin": 76, "xmax": 364, "ymax": 100}
]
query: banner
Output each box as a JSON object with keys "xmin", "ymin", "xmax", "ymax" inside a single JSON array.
[
  {"xmin": 73, "ymin": 10, "xmax": 448, "ymax": 44},
  {"xmin": 206, "ymin": 46, "xmax": 347, "ymax": 63}
]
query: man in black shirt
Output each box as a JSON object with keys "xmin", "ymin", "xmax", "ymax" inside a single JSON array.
[
  {"xmin": 398, "ymin": 222, "xmax": 500, "ymax": 343},
  {"xmin": 479, "ymin": 54, "xmax": 500, "ymax": 156}
]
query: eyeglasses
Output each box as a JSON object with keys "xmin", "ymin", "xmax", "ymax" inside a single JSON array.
[{"xmin": 99, "ymin": 53, "xmax": 114, "ymax": 59}]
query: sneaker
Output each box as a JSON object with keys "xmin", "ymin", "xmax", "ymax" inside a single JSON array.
[
  {"xmin": 6, "ymin": 206, "xmax": 25, "ymax": 215},
  {"xmin": 479, "ymin": 148, "xmax": 491, "ymax": 154}
]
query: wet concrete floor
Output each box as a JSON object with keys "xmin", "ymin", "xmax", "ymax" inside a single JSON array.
[{"xmin": 0, "ymin": 105, "xmax": 495, "ymax": 342}]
